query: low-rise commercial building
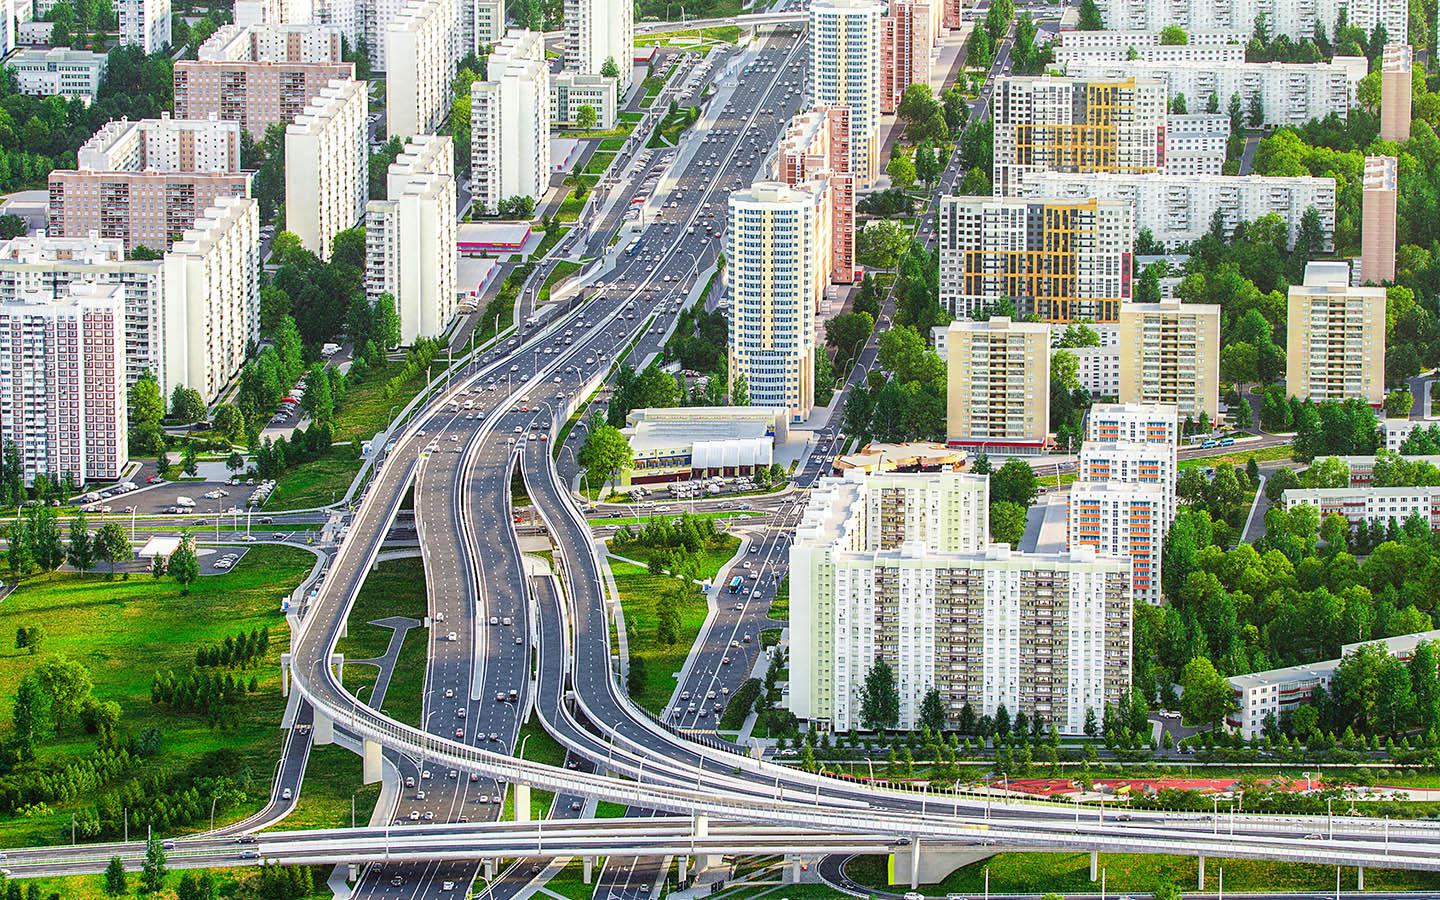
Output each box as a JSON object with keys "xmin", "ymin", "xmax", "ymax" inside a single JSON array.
[
  {"xmin": 1282, "ymin": 485, "xmax": 1440, "ymax": 528},
  {"xmin": 1117, "ymin": 297, "xmax": 1222, "ymax": 423},
  {"xmin": 176, "ymin": 24, "xmax": 354, "ymax": 138},
  {"xmin": 1286, "ymin": 261, "xmax": 1386, "ymax": 407},
  {"xmin": 1017, "ymin": 171, "xmax": 1335, "ymax": 252},
  {"xmin": 365, "ymin": 135, "xmax": 457, "ymax": 346},
  {"xmin": 0, "ymin": 281, "xmax": 128, "ymax": 484},
  {"xmin": 937, "ymin": 194, "xmax": 1132, "ymax": 321},
  {"xmin": 790, "ymin": 470, "xmax": 1132, "ymax": 733},
  {"xmin": 285, "ymin": 77, "xmax": 367, "ymax": 259},
  {"xmin": 550, "ymin": 72, "xmax": 618, "ymax": 130},
  {"xmin": 7, "ymin": 47, "xmax": 107, "ymax": 103},
  {"xmin": 944, "ymin": 317, "xmax": 1050, "ymax": 452},
  {"xmin": 618, "ymin": 406, "xmax": 790, "ymax": 485}
]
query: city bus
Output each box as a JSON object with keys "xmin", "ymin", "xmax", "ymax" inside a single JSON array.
[{"xmin": 727, "ymin": 576, "xmax": 744, "ymax": 594}]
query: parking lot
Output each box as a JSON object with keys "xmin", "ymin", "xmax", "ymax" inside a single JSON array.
[
  {"xmin": 199, "ymin": 546, "xmax": 251, "ymax": 575},
  {"xmin": 80, "ymin": 476, "xmax": 273, "ymax": 517}
]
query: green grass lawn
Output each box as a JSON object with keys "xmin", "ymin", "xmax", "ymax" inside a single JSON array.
[
  {"xmin": 593, "ymin": 510, "xmax": 763, "ymax": 527},
  {"xmin": 542, "ymin": 858, "xmax": 602, "ymax": 900},
  {"xmin": 265, "ymin": 447, "xmax": 362, "ymax": 511},
  {"xmin": 845, "ymin": 852, "xmax": 1440, "ymax": 894},
  {"xmin": 540, "ymin": 259, "xmax": 583, "ymax": 302},
  {"xmin": 0, "ymin": 544, "xmax": 314, "ymax": 846},
  {"xmin": 636, "ymin": 24, "xmax": 742, "ymax": 45},
  {"xmin": 531, "ymin": 226, "xmax": 571, "ymax": 261},
  {"xmin": 336, "ymin": 557, "xmax": 428, "ymax": 727},
  {"xmin": 273, "ymin": 744, "xmax": 381, "ymax": 832},
  {"xmin": 518, "ymin": 715, "xmax": 569, "ymax": 767},
  {"xmin": 605, "ymin": 537, "xmax": 740, "ymax": 715},
  {"xmin": 583, "ymin": 151, "xmax": 617, "ymax": 176},
  {"xmin": 768, "ymin": 575, "xmax": 788, "ymax": 622},
  {"xmin": 1179, "ymin": 443, "xmax": 1295, "ymax": 470},
  {"xmin": 20, "ymin": 868, "xmax": 331, "ymax": 900},
  {"xmin": 330, "ymin": 359, "xmax": 431, "ymax": 441},
  {"xmin": 595, "ymin": 800, "xmax": 628, "ymax": 818},
  {"xmin": 598, "ymin": 137, "xmax": 627, "ymax": 152},
  {"xmin": 648, "ymin": 105, "xmax": 700, "ymax": 148}
]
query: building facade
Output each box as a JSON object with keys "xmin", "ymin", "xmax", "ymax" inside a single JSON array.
[
  {"xmin": 470, "ymin": 30, "xmax": 549, "ymax": 214},
  {"xmin": 790, "ymin": 470, "xmax": 1133, "ymax": 733},
  {"xmin": 365, "ymin": 135, "xmax": 457, "ymax": 346},
  {"xmin": 809, "ymin": 0, "xmax": 883, "ymax": 188},
  {"xmin": 1053, "ymin": 30, "xmax": 1247, "ymax": 66},
  {"xmin": 1017, "ymin": 171, "xmax": 1335, "ymax": 251},
  {"xmin": 937, "ymin": 194, "xmax": 1132, "ymax": 321},
  {"xmin": 385, "ymin": 0, "xmax": 458, "ymax": 139},
  {"xmin": 1380, "ymin": 43, "xmax": 1412, "ymax": 142},
  {"xmin": 1117, "ymin": 297, "xmax": 1222, "ymax": 422},
  {"xmin": 991, "ymin": 76, "xmax": 1169, "ymax": 196},
  {"xmin": 176, "ymin": 24, "xmax": 354, "ymax": 138},
  {"xmin": 1283, "ymin": 485, "xmax": 1440, "ymax": 528},
  {"xmin": 879, "ymin": 0, "xmax": 931, "ymax": 114},
  {"xmin": 285, "ymin": 77, "xmax": 367, "ymax": 259},
  {"xmin": 7, "ymin": 48, "xmax": 107, "ymax": 103},
  {"xmin": 1362, "ymin": 154, "xmax": 1397, "ymax": 284},
  {"xmin": 1094, "ymin": 0, "xmax": 1407, "ymax": 44},
  {"xmin": 944, "ymin": 317, "xmax": 1051, "ymax": 452},
  {"xmin": 78, "ymin": 115, "xmax": 241, "ymax": 173},
  {"xmin": 1286, "ymin": 261, "xmax": 1386, "ymax": 406},
  {"xmin": 0, "ymin": 282, "xmax": 128, "ymax": 485},
  {"xmin": 726, "ymin": 182, "xmax": 832, "ymax": 422},
  {"xmin": 1161, "ymin": 113, "xmax": 1230, "ymax": 176},
  {"xmin": 564, "ymin": 0, "xmax": 632, "ymax": 88},
  {"xmin": 773, "ymin": 106, "xmax": 856, "ymax": 284},
  {"xmin": 118, "ymin": 0, "xmax": 170, "ymax": 53},
  {"xmin": 550, "ymin": 72, "xmax": 618, "ymax": 129}
]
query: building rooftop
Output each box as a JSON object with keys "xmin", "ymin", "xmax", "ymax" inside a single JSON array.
[{"xmin": 832, "ymin": 441, "xmax": 966, "ymax": 474}]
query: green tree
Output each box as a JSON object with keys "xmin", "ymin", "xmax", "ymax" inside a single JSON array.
[
  {"xmin": 885, "ymin": 150, "xmax": 916, "ymax": 191},
  {"xmin": 914, "ymin": 141, "xmax": 942, "ymax": 188},
  {"xmin": 140, "ymin": 835, "xmax": 166, "ymax": 894},
  {"xmin": 919, "ymin": 686, "xmax": 946, "ymax": 733},
  {"xmin": 1179, "ymin": 657, "xmax": 1235, "ymax": 727},
  {"xmin": 991, "ymin": 459, "xmax": 1039, "ymax": 506},
  {"xmin": 104, "ymin": 856, "xmax": 128, "ymax": 896},
  {"xmin": 1077, "ymin": 0, "xmax": 1103, "ymax": 29},
  {"xmin": 95, "ymin": 522, "xmax": 131, "ymax": 578},
  {"xmin": 35, "ymin": 655, "xmax": 93, "ymax": 733},
  {"xmin": 860, "ymin": 658, "xmax": 900, "ymax": 731},
  {"xmin": 375, "ymin": 293, "xmax": 402, "ymax": 349},
  {"xmin": 168, "ymin": 536, "xmax": 199, "ymax": 596},
  {"xmin": 577, "ymin": 414, "xmax": 633, "ymax": 495},
  {"xmin": 730, "ymin": 374, "xmax": 749, "ymax": 406},
  {"xmin": 67, "ymin": 512, "xmax": 93, "ymax": 575},
  {"xmin": 1159, "ymin": 24, "xmax": 1189, "ymax": 43},
  {"xmin": 600, "ymin": 56, "xmax": 620, "ymax": 79},
  {"xmin": 212, "ymin": 404, "xmax": 245, "ymax": 444},
  {"xmin": 989, "ymin": 500, "xmax": 1028, "ymax": 547},
  {"xmin": 12, "ymin": 674, "xmax": 53, "ymax": 758},
  {"xmin": 575, "ymin": 103, "xmax": 598, "ymax": 129},
  {"xmin": 168, "ymin": 385, "xmax": 207, "ymax": 426}
]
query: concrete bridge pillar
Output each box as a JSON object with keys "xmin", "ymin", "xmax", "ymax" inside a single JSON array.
[
  {"xmin": 1198, "ymin": 855, "xmax": 1205, "ymax": 891},
  {"xmin": 1090, "ymin": 851, "xmax": 1098, "ymax": 882},
  {"xmin": 513, "ymin": 783, "xmax": 531, "ymax": 822},
  {"xmin": 313, "ymin": 709, "xmax": 334, "ymax": 745},
  {"xmin": 787, "ymin": 857, "xmax": 803, "ymax": 884},
  {"xmin": 1358, "ymin": 867, "xmax": 1365, "ymax": 891},
  {"xmin": 909, "ymin": 838, "xmax": 921, "ymax": 890},
  {"xmin": 280, "ymin": 654, "xmax": 291, "ymax": 697},
  {"xmin": 483, "ymin": 859, "xmax": 495, "ymax": 881},
  {"xmin": 677, "ymin": 856, "xmax": 688, "ymax": 884},
  {"xmin": 330, "ymin": 653, "xmax": 344, "ymax": 683},
  {"xmin": 583, "ymin": 857, "xmax": 593, "ymax": 884},
  {"xmin": 693, "ymin": 813, "xmax": 713, "ymax": 871},
  {"xmin": 362, "ymin": 739, "xmax": 382, "ymax": 784}
]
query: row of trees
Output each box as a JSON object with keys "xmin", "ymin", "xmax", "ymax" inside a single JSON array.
[
  {"xmin": 193, "ymin": 627, "xmax": 271, "ymax": 669},
  {"xmin": 5, "ymin": 509, "xmax": 134, "ymax": 580}
]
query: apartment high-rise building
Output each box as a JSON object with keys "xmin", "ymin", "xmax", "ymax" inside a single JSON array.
[
  {"xmin": 809, "ymin": 0, "xmax": 883, "ymax": 188},
  {"xmin": 312, "ymin": 0, "xmax": 359, "ymax": 44},
  {"xmin": 773, "ymin": 107, "xmax": 856, "ymax": 284},
  {"xmin": 551, "ymin": 72, "xmax": 618, "ymax": 129},
  {"xmin": 1162, "ymin": 113, "xmax": 1230, "ymax": 176},
  {"xmin": 936, "ymin": 194, "xmax": 1132, "ymax": 321},
  {"xmin": 1061, "ymin": 59, "xmax": 1354, "ymax": 129},
  {"xmin": 1054, "ymin": 30, "xmax": 1248, "ymax": 66},
  {"xmin": 564, "ymin": 0, "xmax": 632, "ymax": 88},
  {"xmin": 234, "ymin": 0, "xmax": 314, "ymax": 25},
  {"xmin": 365, "ymin": 136, "xmax": 457, "ymax": 346},
  {"xmin": 118, "ymin": 0, "xmax": 170, "ymax": 52},
  {"xmin": 1018, "ymin": 172, "xmax": 1335, "ymax": 251},
  {"xmin": 285, "ymin": 77, "xmax": 367, "ymax": 259},
  {"xmin": 175, "ymin": 24, "xmax": 354, "ymax": 138},
  {"xmin": 0, "ymin": 282, "xmax": 128, "ymax": 485},
  {"xmin": 48, "ymin": 117, "xmax": 251, "ymax": 255},
  {"xmin": 727, "ymin": 182, "xmax": 832, "ymax": 423},
  {"xmin": 1086, "ymin": 401, "xmax": 1179, "ymax": 445},
  {"xmin": 1117, "ymin": 297, "xmax": 1222, "ymax": 423},
  {"xmin": 1287, "ymin": 261, "xmax": 1387, "ymax": 406},
  {"xmin": 790, "ymin": 470, "xmax": 1132, "ymax": 733},
  {"xmin": 991, "ymin": 76, "xmax": 1168, "ymax": 196},
  {"xmin": 470, "ymin": 31, "xmax": 549, "ymax": 215},
  {"xmin": 1094, "ymin": 0, "xmax": 1406, "ymax": 43},
  {"xmin": 879, "ymin": 0, "xmax": 931, "ymax": 114},
  {"xmin": 1362, "ymin": 155, "xmax": 1398, "ymax": 285},
  {"xmin": 386, "ymin": 0, "xmax": 458, "ymax": 139},
  {"xmin": 1381, "ymin": 44, "xmax": 1412, "ymax": 142},
  {"xmin": 1066, "ymin": 482, "xmax": 1165, "ymax": 605},
  {"xmin": 468, "ymin": 0, "xmax": 506, "ymax": 47},
  {"xmin": 944, "ymin": 317, "xmax": 1050, "ymax": 452}
]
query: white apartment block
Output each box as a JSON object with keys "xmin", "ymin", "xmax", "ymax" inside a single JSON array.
[
  {"xmin": 1117, "ymin": 298, "xmax": 1223, "ymax": 423},
  {"xmin": 564, "ymin": 0, "xmax": 633, "ymax": 88},
  {"xmin": 1283, "ymin": 485, "xmax": 1440, "ymax": 529},
  {"xmin": 0, "ymin": 234, "xmax": 164, "ymax": 391},
  {"xmin": 469, "ymin": 0, "xmax": 505, "ymax": 46},
  {"xmin": 118, "ymin": 0, "xmax": 170, "ymax": 53},
  {"xmin": 314, "ymin": 0, "xmax": 359, "ymax": 44},
  {"xmin": 161, "ymin": 196, "xmax": 261, "ymax": 403},
  {"xmin": 1086, "ymin": 401, "xmax": 1181, "ymax": 445},
  {"xmin": 79, "ymin": 115, "xmax": 241, "ymax": 174},
  {"xmin": 0, "ymin": 282, "xmax": 128, "ymax": 485},
  {"xmin": 365, "ymin": 135, "xmax": 457, "ymax": 346},
  {"xmin": 285, "ymin": 78, "xmax": 367, "ymax": 260},
  {"xmin": 1286, "ymin": 261, "xmax": 1386, "ymax": 407},
  {"xmin": 1070, "ymin": 345, "xmax": 1120, "ymax": 399},
  {"xmin": 200, "ymin": 22, "xmax": 341, "ymax": 60},
  {"xmin": 936, "ymin": 194, "xmax": 1132, "ymax": 322},
  {"xmin": 1018, "ymin": 172, "xmax": 1335, "ymax": 252},
  {"xmin": 1317, "ymin": 454, "xmax": 1440, "ymax": 484},
  {"xmin": 726, "ymin": 182, "xmax": 830, "ymax": 423},
  {"xmin": 386, "ymin": 0, "xmax": 458, "ymax": 139},
  {"xmin": 470, "ymin": 31, "xmax": 548, "ymax": 215},
  {"xmin": 1382, "ymin": 418, "xmax": 1424, "ymax": 451},
  {"xmin": 944, "ymin": 316, "xmax": 1051, "ymax": 451},
  {"xmin": 1054, "ymin": 31, "xmax": 1247, "ymax": 66},
  {"xmin": 790, "ymin": 470, "xmax": 1132, "ymax": 733},
  {"xmin": 1063, "ymin": 59, "xmax": 1355, "ymax": 130},
  {"xmin": 991, "ymin": 76, "xmax": 1168, "ymax": 196},
  {"xmin": 1067, "ymin": 481, "xmax": 1166, "ymax": 605},
  {"xmin": 7, "ymin": 48, "xmax": 107, "ymax": 103},
  {"xmin": 235, "ymin": 0, "xmax": 315, "ymax": 24},
  {"xmin": 550, "ymin": 72, "xmax": 618, "ymax": 129},
  {"xmin": 1096, "ymin": 0, "xmax": 1406, "ymax": 45},
  {"xmin": 809, "ymin": 0, "xmax": 883, "ymax": 188},
  {"xmin": 1162, "ymin": 113, "xmax": 1230, "ymax": 177}
]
